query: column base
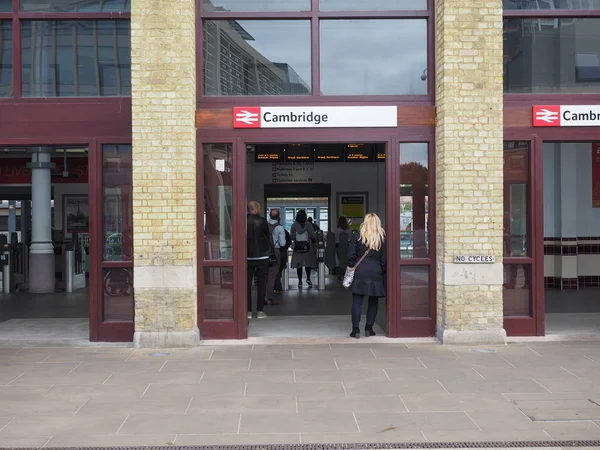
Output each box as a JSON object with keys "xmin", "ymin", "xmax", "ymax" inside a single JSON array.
[
  {"xmin": 28, "ymin": 252, "xmax": 55, "ymax": 293},
  {"xmin": 437, "ymin": 327, "xmax": 507, "ymax": 346},
  {"xmin": 133, "ymin": 327, "xmax": 200, "ymax": 348}
]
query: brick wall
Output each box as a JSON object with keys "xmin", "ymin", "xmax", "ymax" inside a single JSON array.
[
  {"xmin": 434, "ymin": 0, "xmax": 506, "ymax": 344},
  {"xmin": 130, "ymin": 0, "xmax": 199, "ymax": 347}
]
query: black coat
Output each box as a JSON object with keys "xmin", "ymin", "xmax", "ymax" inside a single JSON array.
[
  {"xmin": 247, "ymin": 214, "xmax": 273, "ymax": 259},
  {"xmin": 347, "ymin": 233, "xmax": 387, "ymax": 297}
]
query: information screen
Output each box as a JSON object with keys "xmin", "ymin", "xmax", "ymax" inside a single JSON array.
[
  {"xmin": 285, "ymin": 144, "xmax": 313, "ymax": 162},
  {"xmin": 315, "ymin": 144, "xmax": 343, "ymax": 162},
  {"xmin": 375, "ymin": 144, "xmax": 386, "ymax": 161},
  {"xmin": 254, "ymin": 145, "xmax": 283, "ymax": 163},
  {"xmin": 345, "ymin": 143, "xmax": 373, "ymax": 162}
]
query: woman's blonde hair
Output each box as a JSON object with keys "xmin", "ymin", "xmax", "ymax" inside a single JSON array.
[{"xmin": 359, "ymin": 213, "xmax": 385, "ymax": 251}]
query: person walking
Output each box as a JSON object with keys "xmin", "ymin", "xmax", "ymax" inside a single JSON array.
[
  {"xmin": 266, "ymin": 208, "xmax": 286, "ymax": 305},
  {"xmin": 247, "ymin": 201, "xmax": 273, "ymax": 319},
  {"xmin": 347, "ymin": 213, "xmax": 386, "ymax": 338},
  {"xmin": 290, "ymin": 209, "xmax": 317, "ymax": 288}
]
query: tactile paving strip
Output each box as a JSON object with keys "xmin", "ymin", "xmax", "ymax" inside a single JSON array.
[{"xmin": 5, "ymin": 442, "xmax": 600, "ymax": 450}]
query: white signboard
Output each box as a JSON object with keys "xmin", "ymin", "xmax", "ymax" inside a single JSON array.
[
  {"xmin": 233, "ymin": 106, "xmax": 398, "ymax": 129},
  {"xmin": 454, "ymin": 255, "xmax": 496, "ymax": 264},
  {"xmin": 533, "ymin": 105, "xmax": 600, "ymax": 127}
]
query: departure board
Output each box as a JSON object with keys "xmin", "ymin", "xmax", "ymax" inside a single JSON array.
[
  {"xmin": 285, "ymin": 144, "xmax": 313, "ymax": 162},
  {"xmin": 345, "ymin": 143, "xmax": 373, "ymax": 162},
  {"xmin": 315, "ymin": 144, "xmax": 343, "ymax": 162},
  {"xmin": 254, "ymin": 145, "xmax": 283, "ymax": 163},
  {"xmin": 375, "ymin": 144, "xmax": 386, "ymax": 161}
]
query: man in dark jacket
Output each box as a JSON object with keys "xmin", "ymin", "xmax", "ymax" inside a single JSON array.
[{"xmin": 247, "ymin": 201, "xmax": 272, "ymax": 319}]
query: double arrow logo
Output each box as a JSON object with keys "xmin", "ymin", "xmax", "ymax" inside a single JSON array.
[{"xmin": 234, "ymin": 108, "xmax": 260, "ymax": 127}]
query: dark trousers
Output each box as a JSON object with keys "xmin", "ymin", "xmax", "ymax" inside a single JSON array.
[
  {"xmin": 351, "ymin": 294, "xmax": 378, "ymax": 328},
  {"xmin": 247, "ymin": 259, "xmax": 269, "ymax": 313},
  {"xmin": 297, "ymin": 267, "xmax": 312, "ymax": 281}
]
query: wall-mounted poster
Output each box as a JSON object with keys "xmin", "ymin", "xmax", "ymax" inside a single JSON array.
[
  {"xmin": 593, "ymin": 143, "xmax": 600, "ymax": 208},
  {"xmin": 338, "ymin": 193, "xmax": 367, "ymax": 232},
  {"xmin": 64, "ymin": 195, "xmax": 89, "ymax": 233}
]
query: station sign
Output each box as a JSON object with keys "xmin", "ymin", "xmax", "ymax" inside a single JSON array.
[
  {"xmin": 533, "ymin": 105, "xmax": 600, "ymax": 127},
  {"xmin": 233, "ymin": 106, "xmax": 397, "ymax": 129}
]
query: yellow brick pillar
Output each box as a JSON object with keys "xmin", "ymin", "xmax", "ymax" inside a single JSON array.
[
  {"xmin": 130, "ymin": 0, "xmax": 199, "ymax": 347},
  {"xmin": 434, "ymin": 0, "xmax": 506, "ymax": 345}
]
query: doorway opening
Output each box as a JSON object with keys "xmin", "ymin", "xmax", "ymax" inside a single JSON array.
[
  {"xmin": 542, "ymin": 141, "xmax": 600, "ymax": 336},
  {"xmin": 0, "ymin": 146, "xmax": 90, "ymax": 341},
  {"xmin": 246, "ymin": 142, "xmax": 387, "ymax": 338}
]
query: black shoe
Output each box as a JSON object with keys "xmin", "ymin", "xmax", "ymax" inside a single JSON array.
[
  {"xmin": 306, "ymin": 279, "xmax": 313, "ymax": 287},
  {"xmin": 365, "ymin": 325, "xmax": 376, "ymax": 337},
  {"xmin": 298, "ymin": 281, "xmax": 303, "ymax": 288},
  {"xmin": 350, "ymin": 327, "xmax": 361, "ymax": 339}
]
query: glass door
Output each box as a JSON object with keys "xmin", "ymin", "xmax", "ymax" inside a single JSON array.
[
  {"xmin": 197, "ymin": 138, "xmax": 246, "ymax": 339},
  {"xmin": 503, "ymin": 140, "xmax": 543, "ymax": 336},
  {"xmin": 90, "ymin": 139, "xmax": 134, "ymax": 342}
]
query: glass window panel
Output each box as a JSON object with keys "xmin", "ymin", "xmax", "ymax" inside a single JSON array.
[
  {"xmin": 504, "ymin": 18, "xmax": 600, "ymax": 94},
  {"xmin": 400, "ymin": 266, "xmax": 429, "ymax": 318},
  {"xmin": 21, "ymin": 21, "xmax": 131, "ymax": 97},
  {"xmin": 203, "ymin": 0, "xmax": 310, "ymax": 12},
  {"xmin": 203, "ymin": 20, "xmax": 311, "ymax": 96},
  {"xmin": 204, "ymin": 267, "xmax": 234, "ymax": 320},
  {"xmin": 21, "ymin": 0, "xmax": 130, "ymax": 12},
  {"xmin": 321, "ymin": 0, "xmax": 426, "ymax": 11},
  {"xmin": 204, "ymin": 144, "xmax": 233, "ymax": 260},
  {"xmin": 504, "ymin": 0, "xmax": 600, "ymax": 9},
  {"xmin": 0, "ymin": 21, "xmax": 12, "ymax": 97},
  {"xmin": 400, "ymin": 143, "xmax": 429, "ymax": 259},
  {"xmin": 504, "ymin": 142, "xmax": 530, "ymax": 258},
  {"xmin": 103, "ymin": 268, "xmax": 133, "ymax": 321},
  {"xmin": 320, "ymin": 20, "xmax": 427, "ymax": 96},
  {"xmin": 102, "ymin": 144, "xmax": 133, "ymax": 262},
  {"xmin": 0, "ymin": 0, "xmax": 11, "ymax": 12},
  {"xmin": 503, "ymin": 264, "xmax": 531, "ymax": 316}
]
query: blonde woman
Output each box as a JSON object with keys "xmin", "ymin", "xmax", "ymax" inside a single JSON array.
[{"xmin": 347, "ymin": 213, "xmax": 387, "ymax": 338}]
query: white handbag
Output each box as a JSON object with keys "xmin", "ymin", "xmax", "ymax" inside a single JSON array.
[{"xmin": 342, "ymin": 250, "xmax": 369, "ymax": 290}]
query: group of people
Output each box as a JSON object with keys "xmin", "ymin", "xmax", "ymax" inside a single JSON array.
[{"xmin": 246, "ymin": 200, "xmax": 386, "ymax": 338}]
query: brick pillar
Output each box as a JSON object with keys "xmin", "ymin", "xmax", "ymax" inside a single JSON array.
[
  {"xmin": 131, "ymin": 0, "xmax": 198, "ymax": 347},
  {"xmin": 434, "ymin": 0, "xmax": 506, "ymax": 345}
]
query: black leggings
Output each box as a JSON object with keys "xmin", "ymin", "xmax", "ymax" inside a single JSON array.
[{"xmin": 297, "ymin": 267, "xmax": 312, "ymax": 281}]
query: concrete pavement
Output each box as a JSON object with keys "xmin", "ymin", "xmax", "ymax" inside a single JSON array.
[{"xmin": 0, "ymin": 341, "xmax": 600, "ymax": 447}]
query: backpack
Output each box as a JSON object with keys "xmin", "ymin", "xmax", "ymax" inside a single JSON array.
[
  {"xmin": 294, "ymin": 226, "xmax": 310, "ymax": 253},
  {"xmin": 284, "ymin": 229, "xmax": 292, "ymax": 249}
]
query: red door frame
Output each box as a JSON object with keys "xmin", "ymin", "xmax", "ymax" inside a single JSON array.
[
  {"xmin": 197, "ymin": 127, "xmax": 435, "ymax": 339},
  {"xmin": 90, "ymin": 137, "xmax": 134, "ymax": 342}
]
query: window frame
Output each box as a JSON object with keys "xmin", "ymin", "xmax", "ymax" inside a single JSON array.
[
  {"xmin": 197, "ymin": 0, "xmax": 434, "ymax": 101},
  {"xmin": 503, "ymin": 5, "xmax": 600, "ymax": 100},
  {"xmin": 0, "ymin": 0, "xmax": 130, "ymax": 99}
]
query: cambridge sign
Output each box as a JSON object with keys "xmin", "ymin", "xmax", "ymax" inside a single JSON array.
[
  {"xmin": 233, "ymin": 106, "xmax": 398, "ymax": 129},
  {"xmin": 533, "ymin": 105, "xmax": 600, "ymax": 127}
]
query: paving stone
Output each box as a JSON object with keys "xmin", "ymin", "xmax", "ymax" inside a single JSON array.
[
  {"xmin": 384, "ymin": 367, "xmax": 483, "ymax": 381},
  {"xmin": 542, "ymin": 421, "xmax": 600, "ymax": 440},
  {"xmin": 200, "ymin": 369, "xmax": 294, "ymax": 383},
  {"xmin": 104, "ymin": 371, "xmax": 202, "ymax": 386},
  {"xmin": 46, "ymin": 434, "xmax": 177, "ymax": 447},
  {"xmin": 344, "ymin": 379, "xmax": 448, "ymax": 396},
  {"xmin": 334, "ymin": 357, "xmax": 426, "ymax": 369},
  {"xmin": 249, "ymin": 358, "xmax": 337, "ymax": 370},
  {"xmin": 355, "ymin": 411, "xmax": 479, "ymax": 434},
  {"xmin": 240, "ymin": 412, "xmax": 358, "ymax": 434},
  {"xmin": 401, "ymin": 393, "xmax": 516, "ymax": 412},
  {"xmin": 175, "ymin": 433, "xmax": 301, "ymax": 445},
  {"xmin": 1, "ymin": 414, "xmax": 128, "ymax": 436},
  {"xmin": 142, "ymin": 382, "xmax": 246, "ymax": 399},
  {"xmin": 73, "ymin": 361, "xmax": 167, "ymax": 374},
  {"xmin": 0, "ymin": 435, "xmax": 52, "ymax": 447},
  {"xmin": 159, "ymin": 360, "xmax": 251, "ymax": 373},
  {"xmin": 209, "ymin": 350, "xmax": 293, "ymax": 360},
  {"xmin": 187, "ymin": 396, "xmax": 297, "ymax": 414},
  {"xmin": 293, "ymin": 368, "xmax": 389, "ymax": 382},
  {"xmin": 533, "ymin": 378, "xmax": 600, "ymax": 393},
  {"xmin": 300, "ymin": 431, "xmax": 426, "ymax": 443},
  {"xmin": 39, "ymin": 384, "xmax": 147, "ymax": 400},
  {"xmin": 119, "ymin": 413, "xmax": 240, "ymax": 435},
  {"xmin": 298, "ymin": 395, "xmax": 408, "ymax": 413},
  {"xmin": 245, "ymin": 381, "xmax": 345, "ymax": 397},
  {"xmin": 524, "ymin": 409, "xmax": 600, "ymax": 421},
  {"xmin": 439, "ymin": 378, "xmax": 549, "ymax": 394}
]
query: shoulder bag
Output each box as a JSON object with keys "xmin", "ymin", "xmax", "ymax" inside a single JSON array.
[{"xmin": 342, "ymin": 249, "xmax": 370, "ymax": 290}]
